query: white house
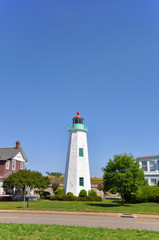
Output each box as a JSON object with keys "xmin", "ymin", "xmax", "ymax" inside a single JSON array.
[{"xmin": 136, "ymin": 155, "xmax": 159, "ymax": 186}]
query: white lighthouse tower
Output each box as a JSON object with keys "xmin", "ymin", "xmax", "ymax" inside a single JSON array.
[{"xmin": 63, "ymin": 112, "xmax": 91, "ymax": 196}]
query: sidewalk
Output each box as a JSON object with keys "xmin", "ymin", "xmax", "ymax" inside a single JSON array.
[{"xmin": 0, "ymin": 209, "xmax": 159, "ymax": 219}]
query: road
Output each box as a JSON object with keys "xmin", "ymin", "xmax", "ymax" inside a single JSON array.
[{"xmin": 0, "ymin": 212, "xmax": 159, "ymax": 231}]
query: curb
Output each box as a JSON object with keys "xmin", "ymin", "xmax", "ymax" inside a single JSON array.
[{"xmin": 0, "ymin": 210, "xmax": 159, "ymax": 219}]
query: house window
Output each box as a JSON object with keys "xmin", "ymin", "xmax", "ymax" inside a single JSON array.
[
  {"xmin": 12, "ymin": 160, "xmax": 16, "ymax": 170},
  {"xmin": 20, "ymin": 162, "xmax": 23, "ymax": 169},
  {"xmin": 79, "ymin": 177, "xmax": 84, "ymax": 187},
  {"xmin": 150, "ymin": 161, "xmax": 156, "ymax": 171},
  {"xmin": 142, "ymin": 161, "xmax": 147, "ymax": 171},
  {"xmin": 79, "ymin": 148, "xmax": 84, "ymax": 157},
  {"xmin": 151, "ymin": 179, "xmax": 157, "ymax": 186},
  {"xmin": 157, "ymin": 161, "xmax": 159, "ymax": 170},
  {"xmin": 6, "ymin": 160, "xmax": 10, "ymax": 169}
]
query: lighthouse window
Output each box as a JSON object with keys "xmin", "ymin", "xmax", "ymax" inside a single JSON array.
[
  {"xmin": 74, "ymin": 118, "xmax": 83, "ymax": 124},
  {"xmin": 79, "ymin": 177, "xmax": 84, "ymax": 187},
  {"xmin": 75, "ymin": 119, "xmax": 78, "ymax": 124},
  {"xmin": 79, "ymin": 148, "xmax": 83, "ymax": 157}
]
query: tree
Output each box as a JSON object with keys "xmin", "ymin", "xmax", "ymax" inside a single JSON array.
[
  {"xmin": 45, "ymin": 172, "xmax": 62, "ymax": 178},
  {"xmin": 45, "ymin": 172, "xmax": 63, "ymax": 193},
  {"xmin": 3, "ymin": 170, "xmax": 50, "ymax": 192},
  {"xmin": 51, "ymin": 177, "xmax": 60, "ymax": 193},
  {"xmin": 103, "ymin": 153, "xmax": 146, "ymax": 205}
]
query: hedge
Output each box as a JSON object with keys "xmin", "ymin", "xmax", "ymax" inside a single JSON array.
[
  {"xmin": 50, "ymin": 195, "xmax": 102, "ymax": 202},
  {"xmin": 130, "ymin": 186, "xmax": 159, "ymax": 203}
]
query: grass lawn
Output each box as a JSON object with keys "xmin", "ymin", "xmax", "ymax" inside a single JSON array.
[
  {"xmin": 0, "ymin": 200, "xmax": 159, "ymax": 215},
  {"xmin": 0, "ymin": 223, "xmax": 159, "ymax": 240}
]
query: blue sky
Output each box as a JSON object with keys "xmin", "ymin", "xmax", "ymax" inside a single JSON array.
[{"xmin": 0, "ymin": 1, "xmax": 158, "ymax": 177}]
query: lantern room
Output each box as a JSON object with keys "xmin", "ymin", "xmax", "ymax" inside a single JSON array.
[
  {"xmin": 73, "ymin": 112, "xmax": 84, "ymax": 124},
  {"xmin": 68, "ymin": 112, "xmax": 88, "ymax": 131}
]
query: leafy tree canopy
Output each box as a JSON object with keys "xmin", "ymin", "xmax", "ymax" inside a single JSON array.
[
  {"xmin": 3, "ymin": 170, "xmax": 50, "ymax": 190},
  {"xmin": 45, "ymin": 172, "xmax": 63, "ymax": 193},
  {"xmin": 103, "ymin": 153, "xmax": 146, "ymax": 205},
  {"xmin": 45, "ymin": 172, "xmax": 62, "ymax": 178}
]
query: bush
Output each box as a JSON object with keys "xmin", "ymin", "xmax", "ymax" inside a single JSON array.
[
  {"xmin": 39, "ymin": 191, "xmax": 44, "ymax": 197},
  {"xmin": 79, "ymin": 196, "xmax": 94, "ymax": 201},
  {"xmin": 88, "ymin": 189, "xmax": 97, "ymax": 197},
  {"xmin": 94, "ymin": 196, "xmax": 102, "ymax": 202},
  {"xmin": 50, "ymin": 195, "xmax": 77, "ymax": 201},
  {"xmin": 39, "ymin": 191, "xmax": 50, "ymax": 199},
  {"xmin": 67, "ymin": 192, "xmax": 74, "ymax": 196},
  {"xmin": 59, "ymin": 195, "xmax": 78, "ymax": 201},
  {"xmin": 79, "ymin": 189, "xmax": 87, "ymax": 197},
  {"xmin": 78, "ymin": 196, "xmax": 102, "ymax": 202},
  {"xmin": 148, "ymin": 186, "xmax": 159, "ymax": 202},
  {"xmin": 55, "ymin": 188, "xmax": 65, "ymax": 196},
  {"xmin": 50, "ymin": 195, "xmax": 59, "ymax": 200},
  {"xmin": 129, "ymin": 185, "xmax": 159, "ymax": 203},
  {"xmin": 130, "ymin": 186, "xmax": 149, "ymax": 203},
  {"xmin": 50, "ymin": 195, "xmax": 102, "ymax": 202}
]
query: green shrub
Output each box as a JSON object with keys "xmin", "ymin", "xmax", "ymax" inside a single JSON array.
[
  {"xmin": 148, "ymin": 186, "xmax": 159, "ymax": 202},
  {"xmin": 78, "ymin": 196, "xmax": 102, "ymax": 202},
  {"xmin": 82, "ymin": 196, "xmax": 94, "ymax": 201},
  {"xmin": 39, "ymin": 191, "xmax": 44, "ymax": 197},
  {"xmin": 93, "ymin": 196, "xmax": 102, "ymax": 202},
  {"xmin": 130, "ymin": 186, "xmax": 149, "ymax": 203},
  {"xmin": 59, "ymin": 195, "xmax": 78, "ymax": 201},
  {"xmin": 50, "ymin": 194, "xmax": 102, "ymax": 202},
  {"xmin": 130, "ymin": 185, "xmax": 159, "ymax": 203},
  {"xmin": 50, "ymin": 195, "xmax": 77, "ymax": 201},
  {"xmin": 79, "ymin": 189, "xmax": 87, "ymax": 197},
  {"xmin": 88, "ymin": 189, "xmax": 97, "ymax": 197},
  {"xmin": 67, "ymin": 192, "xmax": 74, "ymax": 196},
  {"xmin": 78, "ymin": 197, "xmax": 89, "ymax": 201},
  {"xmin": 55, "ymin": 188, "xmax": 65, "ymax": 196},
  {"xmin": 39, "ymin": 191, "xmax": 50, "ymax": 199},
  {"xmin": 50, "ymin": 195, "xmax": 59, "ymax": 200}
]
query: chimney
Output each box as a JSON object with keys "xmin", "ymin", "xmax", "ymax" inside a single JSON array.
[{"xmin": 15, "ymin": 141, "xmax": 20, "ymax": 149}]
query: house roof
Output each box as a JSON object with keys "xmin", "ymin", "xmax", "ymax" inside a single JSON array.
[
  {"xmin": 136, "ymin": 155, "xmax": 159, "ymax": 159},
  {"xmin": 0, "ymin": 148, "xmax": 28, "ymax": 163}
]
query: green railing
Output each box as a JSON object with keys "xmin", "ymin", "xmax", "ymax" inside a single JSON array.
[{"xmin": 68, "ymin": 124, "xmax": 88, "ymax": 131}]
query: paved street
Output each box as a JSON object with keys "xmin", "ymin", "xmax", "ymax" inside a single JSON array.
[{"xmin": 0, "ymin": 212, "xmax": 159, "ymax": 231}]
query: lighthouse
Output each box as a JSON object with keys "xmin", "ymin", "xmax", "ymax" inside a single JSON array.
[{"xmin": 63, "ymin": 112, "xmax": 91, "ymax": 196}]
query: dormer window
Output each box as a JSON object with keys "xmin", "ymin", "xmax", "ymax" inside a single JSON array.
[
  {"xmin": 6, "ymin": 160, "xmax": 10, "ymax": 169},
  {"xmin": 12, "ymin": 160, "xmax": 16, "ymax": 170}
]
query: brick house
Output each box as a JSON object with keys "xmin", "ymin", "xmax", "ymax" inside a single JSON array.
[{"xmin": 0, "ymin": 141, "xmax": 28, "ymax": 194}]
